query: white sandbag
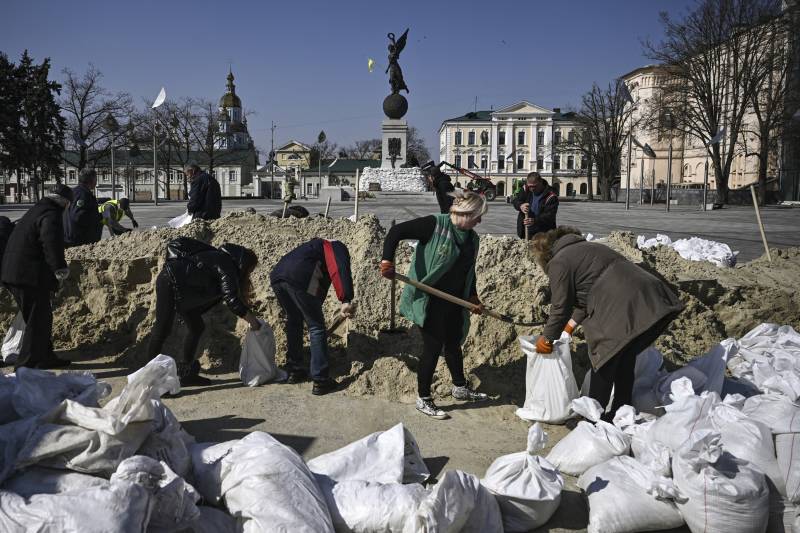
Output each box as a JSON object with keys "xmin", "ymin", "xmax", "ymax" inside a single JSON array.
[
  {"xmin": 482, "ymin": 423, "xmax": 564, "ymax": 532},
  {"xmin": 727, "ymin": 324, "xmax": 800, "ymax": 400},
  {"xmin": 2, "ymin": 466, "xmax": 109, "ymax": 497},
  {"xmin": 189, "ymin": 440, "xmax": 237, "ymax": 505},
  {"xmin": 218, "ymin": 431, "xmax": 334, "ymax": 533},
  {"xmin": 1, "ymin": 311, "xmax": 24, "ymax": 365},
  {"xmin": 239, "ymin": 320, "xmax": 287, "ymax": 387},
  {"xmin": 578, "ymin": 455, "xmax": 684, "ymax": 533},
  {"xmin": 127, "ymin": 353, "xmax": 181, "ymax": 398},
  {"xmin": 570, "ymin": 396, "xmax": 604, "ymax": 422},
  {"xmin": 672, "ymin": 430, "xmax": 769, "ymax": 533},
  {"xmin": 631, "ymin": 436, "xmax": 672, "ymax": 477},
  {"xmin": 545, "ymin": 405, "xmax": 630, "ymax": 477},
  {"xmin": 710, "ymin": 401, "xmax": 785, "ymax": 496},
  {"xmin": 742, "ymin": 394, "xmax": 800, "ymax": 434},
  {"xmin": 643, "ymin": 377, "xmax": 719, "ymax": 452},
  {"xmin": 184, "ymin": 505, "xmax": 238, "ymax": 533},
  {"xmin": 320, "ymin": 478, "xmax": 427, "ymax": 533},
  {"xmin": 777, "ymin": 433, "xmax": 800, "ymax": 503},
  {"xmin": 515, "ymin": 333, "xmax": 579, "ymax": 424},
  {"xmin": 403, "ymin": 470, "xmax": 502, "ymax": 533},
  {"xmin": 11, "ymin": 367, "xmax": 111, "ymax": 418},
  {"xmin": 308, "ymin": 423, "xmax": 429, "ymax": 485},
  {"xmin": 168, "ymin": 211, "xmax": 193, "ymax": 228},
  {"xmin": 112, "ymin": 455, "xmax": 200, "ymax": 532},
  {"xmin": 136, "ymin": 400, "xmax": 195, "ymax": 478}
]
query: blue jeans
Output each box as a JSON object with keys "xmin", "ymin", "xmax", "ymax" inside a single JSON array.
[{"xmin": 271, "ymin": 281, "xmax": 329, "ymax": 381}]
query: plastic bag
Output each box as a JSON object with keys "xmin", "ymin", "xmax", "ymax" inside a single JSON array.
[
  {"xmin": 672, "ymin": 431, "xmax": 769, "ymax": 533},
  {"xmin": 482, "ymin": 424, "xmax": 564, "ymax": 532},
  {"xmin": 515, "ymin": 333, "xmax": 579, "ymax": 424},
  {"xmin": 11, "ymin": 367, "xmax": 111, "ymax": 419},
  {"xmin": 578, "ymin": 455, "xmax": 684, "ymax": 533},
  {"xmin": 1, "ymin": 311, "xmax": 24, "ymax": 365},
  {"xmin": 239, "ymin": 320, "xmax": 287, "ymax": 387},
  {"xmin": 308, "ymin": 423, "xmax": 429, "ymax": 485},
  {"xmin": 320, "ymin": 478, "xmax": 427, "ymax": 533},
  {"xmin": 168, "ymin": 211, "xmax": 192, "ymax": 228}
]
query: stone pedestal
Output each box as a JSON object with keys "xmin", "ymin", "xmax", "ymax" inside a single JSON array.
[{"xmin": 381, "ymin": 119, "xmax": 408, "ymax": 169}]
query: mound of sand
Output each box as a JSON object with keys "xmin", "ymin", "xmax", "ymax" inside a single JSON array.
[{"xmin": 2, "ymin": 213, "xmax": 798, "ymax": 405}]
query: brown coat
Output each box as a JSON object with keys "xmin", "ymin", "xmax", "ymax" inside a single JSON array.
[{"xmin": 542, "ymin": 234, "xmax": 684, "ymax": 370}]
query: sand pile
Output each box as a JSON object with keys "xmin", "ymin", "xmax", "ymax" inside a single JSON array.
[{"xmin": 1, "ymin": 214, "xmax": 798, "ymax": 405}]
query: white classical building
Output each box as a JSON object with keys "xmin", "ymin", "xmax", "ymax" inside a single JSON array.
[{"xmin": 439, "ymin": 101, "xmax": 590, "ymax": 197}]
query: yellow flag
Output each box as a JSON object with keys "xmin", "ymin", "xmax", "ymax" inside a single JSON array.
[{"xmin": 368, "ymin": 58, "xmax": 375, "ymax": 73}]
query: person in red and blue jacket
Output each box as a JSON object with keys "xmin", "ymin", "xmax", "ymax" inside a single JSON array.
[{"xmin": 270, "ymin": 238, "xmax": 355, "ymax": 395}]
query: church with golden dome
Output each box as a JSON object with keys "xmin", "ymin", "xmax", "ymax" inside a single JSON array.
[{"xmin": 216, "ymin": 69, "xmax": 253, "ymax": 150}]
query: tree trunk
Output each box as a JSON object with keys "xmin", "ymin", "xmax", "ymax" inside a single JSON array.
[
  {"xmin": 757, "ymin": 142, "xmax": 769, "ymax": 206},
  {"xmin": 587, "ymin": 158, "xmax": 594, "ymax": 200}
]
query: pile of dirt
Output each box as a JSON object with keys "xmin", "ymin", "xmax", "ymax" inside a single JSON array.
[{"xmin": 1, "ymin": 213, "xmax": 798, "ymax": 405}]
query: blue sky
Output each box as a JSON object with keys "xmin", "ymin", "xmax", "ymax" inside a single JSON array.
[{"xmin": 1, "ymin": 0, "xmax": 692, "ymax": 158}]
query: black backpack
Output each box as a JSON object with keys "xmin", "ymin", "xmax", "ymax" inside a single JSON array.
[{"xmin": 165, "ymin": 237, "xmax": 216, "ymax": 261}]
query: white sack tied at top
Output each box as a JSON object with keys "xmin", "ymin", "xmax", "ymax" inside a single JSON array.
[
  {"xmin": 515, "ymin": 332, "xmax": 579, "ymax": 424},
  {"xmin": 482, "ymin": 423, "xmax": 564, "ymax": 532}
]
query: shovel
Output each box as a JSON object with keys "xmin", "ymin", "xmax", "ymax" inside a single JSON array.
[{"xmin": 393, "ymin": 273, "xmax": 544, "ymax": 328}]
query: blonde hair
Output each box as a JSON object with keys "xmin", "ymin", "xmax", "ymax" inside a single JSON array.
[
  {"xmin": 448, "ymin": 190, "xmax": 488, "ymax": 222},
  {"xmin": 531, "ymin": 226, "xmax": 582, "ymax": 271}
]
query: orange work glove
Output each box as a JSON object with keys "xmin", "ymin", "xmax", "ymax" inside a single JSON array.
[
  {"xmin": 379, "ymin": 260, "xmax": 395, "ymax": 280},
  {"xmin": 563, "ymin": 321, "xmax": 576, "ymax": 336},
  {"xmin": 468, "ymin": 294, "xmax": 484, "ymax": 315},
  {"xmin": 535, "ymin": 335, "xmax": 553, "ymax": 354}
]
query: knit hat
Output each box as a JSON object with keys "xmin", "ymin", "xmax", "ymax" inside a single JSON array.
[{"xmin": 48, "ymin": 184, "xmax": 74, "ymax": 203}]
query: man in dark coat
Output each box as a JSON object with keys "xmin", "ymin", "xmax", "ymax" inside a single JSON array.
[
  {"xmin": 2, "ymin": 185, "xmax": 73, "ymax": 369},
  {"xmin": 184, "ymin": 164, "xmax": 222, "ymax": 221},
  {"xmin": 429, "ymin": 166, "xmax": 454, "ymax": 214},
  {"xmin": 532, "ymin": 227, "xmax": 684, "ymax": 420},
  {"xmin": 64, "ymin": 168, "xmax": 102, "ymax": 247},
  {"xmin": 512, "ymin": 172, "xmax": 559, "ymax": 239},
  {"xmin": 270, "ymin": 238, "xmax": 355, "ymax": 395}
]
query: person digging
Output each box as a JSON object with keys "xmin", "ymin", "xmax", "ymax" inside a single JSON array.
[{"xmin": 380, "ymin": 190, "xmax": 489, "ymax": 420}]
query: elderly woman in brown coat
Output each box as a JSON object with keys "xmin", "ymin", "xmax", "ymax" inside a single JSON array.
[{"xmin": 531, "ymin": 227, "xmax": 684, "ymax": 419}]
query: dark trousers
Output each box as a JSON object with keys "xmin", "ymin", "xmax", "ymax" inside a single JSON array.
[
  {"xmin": 418, "ymin": 300, "xmax": 467, "ymax": 397},
  {"xmin": 146, "ymin": 271, "xmax": 205, "ymax": 374},
  {"xmin": 589, "ymin": 313, "xmax": 677, "ymax": 420},
  {"xmin": 272, "ymin": 281, "xmax": 329, "ymax": 381},
  {"xmin": 6, "ymin": 284, "xmax": 54, "ymax": 369}
]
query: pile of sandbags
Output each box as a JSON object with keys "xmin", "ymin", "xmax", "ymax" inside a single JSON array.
[
  {"xmin": 636, "ymin": 233, "xmax": 739, "ymax": 267},
  {"xmin": 359, "ymin": 167, "xmax": 427, "ymax": 193}
]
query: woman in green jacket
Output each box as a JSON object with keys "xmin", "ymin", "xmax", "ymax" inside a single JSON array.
[{"xmin": 380, "ymin": 190, "xmax": 488, "ymax": 419}]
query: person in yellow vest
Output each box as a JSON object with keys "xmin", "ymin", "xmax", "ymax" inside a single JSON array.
[{"xmin": 98, "ymin": 198, "xmax": 139, "ymax": 237}]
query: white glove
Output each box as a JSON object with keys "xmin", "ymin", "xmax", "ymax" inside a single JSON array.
[{"xmin": 55, "ymin": 268, "xmax": 69, "ymax": 281}]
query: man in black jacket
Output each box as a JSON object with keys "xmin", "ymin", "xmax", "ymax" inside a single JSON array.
[
  {"xmin": 145, "ymin": 242, "xmax": 261, "ymax": 386},
  {"xmin": 2, "ymin": 185, "xmax": 73, "ymax": 369},
  {"xmin": 512, "ymin": 172, "xmax": 559, "ymax": 240},
  {"xmin": 184, "ymin": 164, "xmax": 222, "ymax": 221},
  {"xmin": 428, "ymin": 166, "xmax": 454, "ymax": 214},
  {"xmin": 64, "ymin": 168, "xmax": 102, "ymax": 247},
  {"xmin": 270, "ymin": 239, "xmax": 355, "ymax": 395}
]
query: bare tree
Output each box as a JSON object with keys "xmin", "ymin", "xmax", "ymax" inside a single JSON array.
[
  {"xmin": 406, "ymin": 126, "xmax": 430, "ymax": 167},
  {"xmin": 60, "ymin": 65, "xmax": 134, "ymax": 170},
  {"xmin": 645, "ymin": 0, "xmax": 783, "ymax": 203},
  {"xmin": 343, "ymin": 138, "xmax": 381, "ymax": 159}
]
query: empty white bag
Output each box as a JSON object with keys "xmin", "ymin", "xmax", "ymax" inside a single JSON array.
[
  {"xmin": 482, "ymin": 423, "xmax": 564, "ymax": 532},
  {"xmin": 672, "ymin": 431, "xmax": 769, "ymax": 533},
  {"xmin": 239, "ymin": 320, "xmax": 287, "ymax": 387},
  {"xmin": 1, "ymin": 312, "xmax": 24, "ymax": 365},
  {"xmin": 168, "ymin": 211, "xmax": 192, "ymax": 228},
  {"xmin": 578, "ymin": 455, "xmax": 684, "ymax": 533},
  {"xmin": 515, "ymin": 333, "xmax": 579, "ymax": 424}
]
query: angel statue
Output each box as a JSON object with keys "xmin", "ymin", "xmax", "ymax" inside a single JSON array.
[{"xmin": 386, "ymin": 29, "xmax": 410, "ymax": 94}]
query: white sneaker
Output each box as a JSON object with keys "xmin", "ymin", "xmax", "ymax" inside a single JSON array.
[
  {"xmin": 416, "ymin": 397, "xmax": 450, "ymax": 420},
  {"xmin": 452, "ymin": 385, "xmax": 489, "ymax": 402}
]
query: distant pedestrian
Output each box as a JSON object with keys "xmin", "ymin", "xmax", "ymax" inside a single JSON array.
[
  {"xmin": 2, "ymin": 185, "xmax": 73, "ymax": 369},
  {"xmin": 98, "ymin": 198, "xmax": 139, "ymax": 237},
  {"xmin": 184, "ymin": 164, "xmax": 222, "ymax": 221},
  {"xmin": 512, "ymin": 172, "xmax": 558, "ymax": 240},
  {"xmin": 64, "ymin": 168, "xmax": 102, "ymax": 247},
  {"xmin": 428, "ymin": 165, "xmax": 454, "ymax": 214}
]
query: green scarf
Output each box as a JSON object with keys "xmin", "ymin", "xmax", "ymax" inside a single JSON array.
[{"xmin": 399, "ymin": 214, "xmax": 479, "ymax": 344}]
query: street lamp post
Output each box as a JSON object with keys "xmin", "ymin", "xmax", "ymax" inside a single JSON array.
[
  {"xmin": 104, "ymin": 114, "xmax": 120, "ymax": 200},
  {"xmin": 150, "ymin": 87, "xmax": 166, "ymax": 206},
  {"xmin": 619, "ymin": 81, "xmax": 636, "ymax": 211},
  {"xmin": 642, "ymin": 143, "xmax": 656, "ymax": 206}
]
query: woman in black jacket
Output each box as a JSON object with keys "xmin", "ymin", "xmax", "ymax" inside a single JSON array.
[{"xmin": 144, "ymin": 242, "xmax": 261, "ymax": 386}]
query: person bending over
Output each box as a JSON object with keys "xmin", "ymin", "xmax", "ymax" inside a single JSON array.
[
  {"xmin": 532, "ymin": 226, "xmax": 684, "ymax": 420},
  {"xmin": 98, "ymin": 198, "xmax": 138, "ymax": 237},
  {"xmin": 380, "ymin": 190, "xmax": 489, "ymax": 420}
]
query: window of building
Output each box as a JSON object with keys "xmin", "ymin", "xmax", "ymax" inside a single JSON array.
[
  {"xmin": 480, "ymin": 155, "xmax": 487, "ymax": 169},
  {"xmin": 229, "ymin": 170, "xmax": 237, "ymax": 183},
  {"xmin": 467, "ymin": 155, "xmax": 475, "ymax": 169},
  {"xmin": 517, "ymin": 131, "xmax": 525, "ymax": 145},
  {"xmin": 537, "ymin": 131, "xmax": 544, "ymax": 145},
  {"xmin": 480, "ymin": 131, "xmax": 488, "ymax": 145},
  {"xmin": 580, "ymin": 183, "xmax": 587, "ymax": 194},
  {"xmin": 553, "ymin": 156, "xmax": 561, "ymax": 170},
  {"xmin": 554, "ymin": 131, "xmax": 562, "ymax": 144},
  {"xmin": 454, "ymin": 155, "xmax": 462, "ymax": 168},
  {"xmin": 566, "ymin": 183, "xmax": 574, "ymax": 196},
  {"xmin": 468, "ymin": 131, "xmax": 475, "ymax": 145},
  {"xmin": 568, "ymin": 131, "xmax": 575, "ymax": 143},
  {"xmin": 497, "ymin": 157, "xmax": 505, "ymax": 170},
  {"xmin": 517, "ymin": 154, "xmax": 524, "ymax": 170},
  {"xmin": 498, "ymin": 131, "xmax": 506, "ymax": 145},
  {"xmin": 581, "ymin": 155, "xmax": 588, "ymax": 169},
  {"xmin": 567, "ymin": 155, "xmax": 574, "ymax": 170},
  {"xmin": 68, "ymin": 170, "xmax": 76, "ymax": 183},
  {"xmin": 455, "ymin": 131, "xmax": 462, "ymax": 145},
  {"xmin": 537, "ymin": 156, "xmax": 544, "ymax": 170}
]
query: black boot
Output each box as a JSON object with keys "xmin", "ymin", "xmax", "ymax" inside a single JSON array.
[{"xmin": 179, "ymin": 360, "xmax": 212, "ymax": 387}]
